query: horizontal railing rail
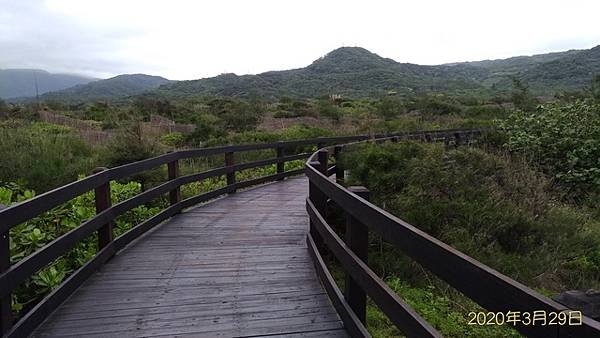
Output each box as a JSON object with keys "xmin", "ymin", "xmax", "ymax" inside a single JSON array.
[{"xmin": 305, "ymin": 130, "xmax": 600, "ymax": 338}]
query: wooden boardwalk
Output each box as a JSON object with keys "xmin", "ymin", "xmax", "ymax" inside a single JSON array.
[{"xmin": 33, "ymin": 177, "xmax": 348, "ymax": 337}]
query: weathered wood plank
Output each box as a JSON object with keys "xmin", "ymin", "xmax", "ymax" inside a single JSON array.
[{"xmin": 33, "ymin": 177, "xmax": 348, "ymax": 337}]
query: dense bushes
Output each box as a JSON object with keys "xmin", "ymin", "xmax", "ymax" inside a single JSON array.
[
  {"xmin": 341, "ymin": 141, "xmax": 600, "ymax": 336},
  {"xmin": 206, "ymin": 98, "xmax": 262, "ymax": 132},
  {"xmin": 498, "ymin": 101, "xmax": 600, "ymax": 199},
  {"xmin": 2, "ymin": 180, "xmax": 163, "ymax": 316},
  {"xmin": 0, "ymin": 121, "xmax": 97, "ymax": 192}
]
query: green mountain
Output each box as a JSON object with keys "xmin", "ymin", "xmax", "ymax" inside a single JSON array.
[
  {"xmin": 37, "ymin": 74, "xmax": 172, "ymax": 102},
  {"xmin": 16, "ymin": 45, "xmax": 600, "ymax": 103},
  {"xmin": 158, "ymin": 45, "xmax": 600, "ymax": 99},
  {"xmin": 158, "ymin": 47, "xmax": 487, "ymax": 99},
  {"xmin": 0, "ymin": 69, "xmax": 95, "ymax": 99},
  {"xmin": 518, "ymin": 45, "xmax": 600, "ymax": 91},
  {"xmin": 445, "ymin": 47, "xmax": 600, "ymax": 91}
]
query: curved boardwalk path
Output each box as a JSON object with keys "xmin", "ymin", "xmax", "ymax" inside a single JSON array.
[{"xmin": 33, "ymin": 177, "xmax": 348, "ymax": 337}]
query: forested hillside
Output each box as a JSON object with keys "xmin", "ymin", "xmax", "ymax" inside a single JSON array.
[
  {"xmin": 158, "ymin": 45, "xmax": 600, "ymax": 99},
  {"xmin": 9, "ymin": 45, "xmax": 600, "ymax": 102},
  {"xmin": 35, "ymin": 74, "xmax": 172, "ymax": 102},
  {"xmin": 157, "ymin": 47, "xmax": 487, "ymax": 99}
]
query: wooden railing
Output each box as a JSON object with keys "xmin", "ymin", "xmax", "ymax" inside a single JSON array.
[
  {"xmin": 305, "ymin": 130, "xmax": 600, "ymax": 338},
  {"xmin": 1, "ymin": 133, "xmax": 415, "ymax": 338},
  {"xmin": 0, "ymin": 128, "xmax": 489, "ymax": 337}
]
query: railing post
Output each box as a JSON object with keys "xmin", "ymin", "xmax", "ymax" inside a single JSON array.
[
  {"xmin": 0, "ymin": 205, "xmax": 11, "ymax": 335},
  {"xmin": 309, "ymin": 149, "xmax": 329, "ymax": 251},
  {"xmin": 93, "ymin": 167, "xmax": 114, "ymax": 251},
  {"xmin": 225, "ymin": 151, "xmax": 236, "ymax": 193},
  {"xmin": 345, "ymin": 186, "xmax": 370, "ymax": 324},
  {"xmin": 454, "ymin": 132, "xmax": 462, "ymax": 147},
  {"xmin": 167, "ymin": 156, "xmax": 181, "ymax": 206},
  {"xmin": 333, "ymin": 145, "xmax": 344, "ymax": 184},
  {"xmin": 276, "ymin": 142, "xmax": 285, "ymax": 181},
  {"xmin": 317, "ymin": 149, "xmax": 328, "ymax": 174}
]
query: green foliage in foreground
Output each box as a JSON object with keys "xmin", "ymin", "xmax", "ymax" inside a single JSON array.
[
  {"xmin": 498, "ymin": 101, "xmax": 600, "ymax": 199},
  {"xmin": 2, "ymin": 180, "xmax": 163, "ymax": 315},
  {"xmin": 4, "ymin": 156, "xmax": 306, "ymax": 318},
  {"xmin": 341, "ymin": 141, "xmax": 600, "ymax": 336},
  {"xmin": 368, "ymin": 278, "xmax": 520, "ymax": 338}
]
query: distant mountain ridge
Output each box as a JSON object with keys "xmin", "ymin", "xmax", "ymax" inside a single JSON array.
[
  {"xmin": 35, "ymin": 74, "xmax": 172, "ymax": 102},
  {"xmin": 0, "ymin": 69, "xmax": 96, "ymax": 99},
  {"xmin": 158, "ymin": 47, "xmax": 487, "ymax": 99},
  {"xmin": 7, "ymin": 45, "xmax": 600, "ymax": 102},
  {"xmin": 157, "ymin": 45, "xmax": 600, "ymax": 99}
]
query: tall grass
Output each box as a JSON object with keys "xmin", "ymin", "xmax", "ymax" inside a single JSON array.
[{"xmin": 0, "ymin": 121, "xmax": 98, "ymax": 192}]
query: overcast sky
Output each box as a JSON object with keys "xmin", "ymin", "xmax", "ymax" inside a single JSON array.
[{"xmin": 1, "ymin": 0, "xmax": 599, "ymax": 80}]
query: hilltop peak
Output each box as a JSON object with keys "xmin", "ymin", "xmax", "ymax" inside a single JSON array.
[
  {"xmin": 324, "ymin": 46, "xmax": 379, "ymax": 58},
  {"xmin": 308, "ymin": 46, "xmax": 398, "ymax": 73}
]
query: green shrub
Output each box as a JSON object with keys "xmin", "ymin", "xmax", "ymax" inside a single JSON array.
[
  {"xmin": 102, "ymin": 128, "xmax": 162, "ymax": 167},
  {"xmin": 186, "ymin": 114, "xmax": 227, "ymax": 145},
  {"xmin": 160, "ymin": 132, "xmax": 185, "ymax": 147},
  {"xmin": 5, "ymin": 180, "xmax": 163, "ymax": 316},
  {"xmin": 0, "ymin": 121, "xmax": 97, "ymax": 192},
  {"xmin": 208, "ymin": 98, "xmax": 262, "ymax": 132},
  {"xmin": 498, "ymin": 101, "xmax": 600, "ymax": 198},
  {"xmin": 342, "ymin": 141, "xmax": 600, "ymax": 289},
  {"xmin": 317, "ymin": 100, "xmax": 342, "ymax": 121},
  {"xmin": 341, "ymin": 140, "xmax": 600, "ymax": 336},
  {"xmin": 408, "ymin": 95, "xmax": 462, "ymax": 115},
  {"xmin": 376, "ymin": 96, "xmax": 405, "ymax": 120}
]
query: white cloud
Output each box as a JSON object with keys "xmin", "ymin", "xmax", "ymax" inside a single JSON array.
[{"xmin": 1, "ymin": 0, "xmax": 599, "ymax": 80}]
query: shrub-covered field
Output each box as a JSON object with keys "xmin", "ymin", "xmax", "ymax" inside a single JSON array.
[
  {"xmin": 335, "ymin": 104, "xmax": 600, "ymax": 336},
  {"xmin": 1, "ymin": 79, "xmax": 599, "ymax": 334}
]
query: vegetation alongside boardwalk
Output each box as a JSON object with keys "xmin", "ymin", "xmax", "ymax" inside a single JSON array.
[
  {"xmin": 1, "ymin": 74, "xmax": 599, "ymax": 335},
  {"xmin": 335, "ymin": 102, "xmax": 600, "ymax": 336}
]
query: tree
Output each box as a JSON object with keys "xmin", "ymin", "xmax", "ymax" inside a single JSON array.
[
  {"xmin": 0, "ymin": 98, "xmax": 8, "ymax": 112},
  {"xmin": 133, "ymin": 95, "xmax": 175, "ymax": 120},
  {"xmin": 510, "ymin": 77, "xmax": 537, "ymax": 111},
  {"xmin": 589, "ymin": 74, "xmax": 600, "ymax": 102},
  {"xmin": 102, "ymin": 121, "xmax": 163, "ymax": 190},
  {"xmin": 208, "ymin": 98, "xmax": 261, "ymax": 132},
  {"xmin": 317, "ymin": 100, "xmax": 341, "ymax": 121},
  {"xmin": 377, "ymin": 96, "xmax": 404, "ymax": 120},
  {"xmin": 186, "ymin": 114, "xmax": 226, "ymax": 145}
]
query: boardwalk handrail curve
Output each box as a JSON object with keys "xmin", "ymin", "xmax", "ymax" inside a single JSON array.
[
  {"xmin": 304, "ymin": 130, "xmax": 600, "ymax": 338},
  {"xmin": 0, "ymin": 128, "xmax": 486, "ymax": 337},
  {"xmin": 1, "ymin": 134, "xmax": 400, "ymax": 337}
]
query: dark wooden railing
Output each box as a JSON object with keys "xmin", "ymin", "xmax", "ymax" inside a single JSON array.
[
  {"xmin": 0, "ymin": 128, "xmax": 493, "ymax": 337},
  {"xmin": 305, "ymin": 130, "xmax": 600, "ymax": 338},
  {"xmin": 2, "ymin": 133, "xmax": 425, "ymax": 338}
]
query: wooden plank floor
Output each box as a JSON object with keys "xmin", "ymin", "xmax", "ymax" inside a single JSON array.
[{"xmin": 33, "ymin": 177, "xmax": 347, "ymax": 337}]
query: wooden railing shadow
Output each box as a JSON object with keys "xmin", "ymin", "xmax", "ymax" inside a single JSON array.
[{"xmin": 305, "ymin": 130, "xmax": 600, "ymax": 338}]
